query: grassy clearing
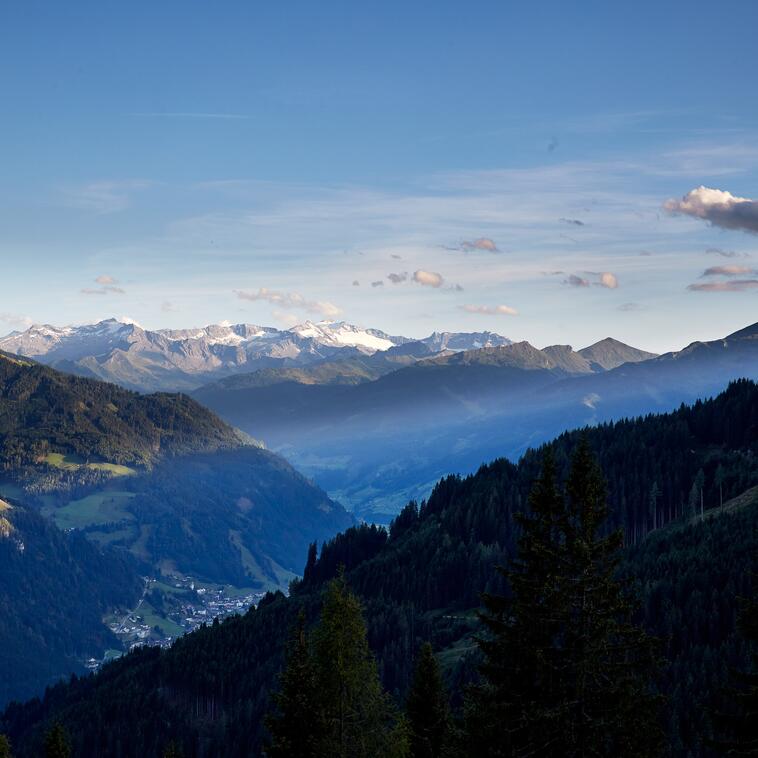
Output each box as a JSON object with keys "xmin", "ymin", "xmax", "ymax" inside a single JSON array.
[
  {"xmin": 139, "ymin": 601, "xmax": 185, "ymax": 637},
  {"xmin": 52, "ymin": 491, "xmax": 136, "ymax": 530},
  {"xmin": 43, "ymin": 452, "xmax": 136, "ymax": 477}
]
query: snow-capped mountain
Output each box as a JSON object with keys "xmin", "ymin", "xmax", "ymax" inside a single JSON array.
[{"xmin": 0, "ymin": 318, "xmax": 511, "ymax": 392}]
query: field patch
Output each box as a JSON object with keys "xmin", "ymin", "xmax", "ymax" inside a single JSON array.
[
  {"xmin": 43, "ymin": 452, "xmax": 136, "ymax": 477},
  {"xmin": 52, "ymin": 491, "xmax": 136, "ymax": 530}
]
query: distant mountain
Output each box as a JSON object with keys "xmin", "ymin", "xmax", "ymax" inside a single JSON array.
[
  {"xmin": 577, "ymin": 337, "xmax": 658, "ymax": 371},
  {"xmin": 0, "ymin": 319, "xmax": 512, "ymax": 392},
  {"xmin": 193, "ymin": 325, "xmax": 755, "ymax": 520},
  {"xmin": 4, "ymin": 381, "xmax": 756, "ymax": 756},
  {"xmin": 541, "ymin": 321, "xmax": 758, "ymax": 417}
]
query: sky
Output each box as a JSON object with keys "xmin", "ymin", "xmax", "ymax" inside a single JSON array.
[{"xmin": 1, "ymin": 0, "xmax": 757, "ymax": 353}]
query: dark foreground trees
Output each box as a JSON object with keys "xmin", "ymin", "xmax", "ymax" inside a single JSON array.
[
  {"xmin": 406, "ymin": 642, "xmax": 453, "ymax": 758},
  {"xmin": 469, "ymin": 441, "xmax": 663, "ymax": 757},
  {"xmin": 43, "ymin": 724, "xmax": 70, "ymax": 758},
  {"xmin": 711, "ymin": 583, "xmax": 758, "ymax": 755},
  {"xmin": 266, "ymin": 573, "xmax": 408, "ymax": 757}
]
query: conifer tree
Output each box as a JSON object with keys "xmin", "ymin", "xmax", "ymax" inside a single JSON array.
[
  {"xmin": 0, "ymin": 734, "xmax": 11, "ymax": 758},
  {"xmin": 43, "ymin": 723, "xmax": 71, "ymax": 758},
  {"xmin": 312, "ymin": 572, "xmax": 409, "ymax": 758},
  {"xmin": 471, "ymin": 441, "xmax": 663, "ymax": 757},
  {"xmin": 265, "ymin": 611, "xmax": 324, "ymax": 758},
  {"xmin": 406, "ymin": 642, "xmax": 452, "ymax": 758}
]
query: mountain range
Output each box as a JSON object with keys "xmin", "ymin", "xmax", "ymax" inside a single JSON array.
[
  {"xmin": 192, "ymin": 322, "xmax": 756, "ymax": 520},
  {"xmin": 0, "ymin": 319, "xmax": 513, "ymax": 392}
]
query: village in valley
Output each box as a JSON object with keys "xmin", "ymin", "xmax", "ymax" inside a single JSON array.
[{"xmin": 87, "ymin": 576, "xmax": 263, "ymax": 671}]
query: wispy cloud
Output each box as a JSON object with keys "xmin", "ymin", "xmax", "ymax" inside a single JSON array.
[
  {"xmin": 0, "ymin": 312, "xmax": 33, "ymax": 330},
  {"xmin": 62, "ymin": 181, "xmax": 151, "ymax": 214},
  {"xmin": 617, "ymin": 302, "xmax": 645, "ymax": 312},
  {"xmin": 387, "ymin": 272, "xmax": 408, "ymax": 284},
  {"xmin": 702, "ymin": 265, "xmax": 755, "ymax": 276},
  {"xmin": 460, "ymin": 303, "xmax": 518, "ymax": 316},
  {"xmin": 234, "ymin": 288, "xmax": 341, "ymax": 318},
  {"xmin": 664, "ymin": 186, "xmax": 758, "ymax": 234},
  {"xmin": 687, "ymin": 279, "xmax": 758, "ymax": 292},
  {"xmin": 371, "ymin": 280, "xmax": 384, "ymax": 288},
  {"xmin": 706, "ymin": 247, "xmax": 744, "ymax": 258},
  {"xmin": 81, "ymin": 276, "xmax": 125, "ymax": 296},
  {"xmin": 560, "ymin": 217, "xmax": 585, "ymax": 226}
]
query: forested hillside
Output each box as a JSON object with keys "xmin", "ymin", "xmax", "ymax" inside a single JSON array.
[
  {"xmin": 3, "ymin": 380, "xmax": 756, "ymax": 756},
  {"xmin": 0, "ymin": 352, "xmax": 244, "ymax": 485},
  {"xmin": 0, "ymin": 498, "xmax": 142, "ymax": 706}
]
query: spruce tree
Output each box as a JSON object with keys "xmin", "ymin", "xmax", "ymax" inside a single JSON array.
[
  {"xmin": 559, "ymin": 437, "xmax": 662, "ymax": 755},
  {"xmin": 0, "ymin": 734, "xmax": 11, "ymax": 758},
  {"xmin": 406, "ymin": 642, "xmax": 452, "ymax": 758},
  {"xmin": 312, "ymin": 572, "xmax": 409, "ymax": 758},
  {"xmin": 471, "ymin": 441, "xmax": 662, "ymax": 757},
  {"xmin": 43, "ymin": 723, "xmax": 71, "ymax": 758},
  {"xmin": 265, "ymin": 611, "xmax": 324, "ymax": 757}
]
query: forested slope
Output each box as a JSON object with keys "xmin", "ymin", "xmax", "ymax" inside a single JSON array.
[
  {"xmin": 3, "ymin": 380, "xmax": 756, "ymax": 756},
  {"xmin": 0, "ymin": 498, "xmax": 142, "ymax": 706}
]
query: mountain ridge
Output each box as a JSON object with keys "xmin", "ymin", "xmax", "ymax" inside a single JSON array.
[{"xmin": 0, "ymin": 319, "xmax": 514, "ymax": 392}]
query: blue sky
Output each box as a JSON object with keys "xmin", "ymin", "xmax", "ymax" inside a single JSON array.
[{"xmin": 1, "ymin": 0, "xmax": 757, "ymax": 352}]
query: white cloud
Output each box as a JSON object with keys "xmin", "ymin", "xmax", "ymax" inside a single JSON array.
[
  {"xmin": 95, "ymin": 274, "xmax": 118, "ymax": 285},
  {"xmin": 235, "ymin": 287, "xmax": 342, "ymax": 318},
  {"xmin": 413, "ymin": 270, "xmax": 444, "ymax": 288},
  {"xmin": 664, "ymin": 186, "xmax": 758, "ymax": 234},
  {"xmin": 598, "ymin": 272, "xmax": 618, "ymax": 289},
  {"xmin": 460, "ymin": 304, "xmax": 518, "ymax": 316}
]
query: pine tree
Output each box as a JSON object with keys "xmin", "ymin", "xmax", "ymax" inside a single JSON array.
[
  {"xmin": 265, "ymin": 611, "xmax": 325, "ymax": 757},
  {"xmin": 312, "ymin": 572, "xmax": 409, "ymax": 758},
  {"xmin": 471, "ymin": 442, "xmax": 663, "ymax": 757},
  {"xmin": 0, "ymin": 734, "xmax": 11, "ymax": 758},
  {"xmin": 559, "ymin": 437, "xmax": 662, "ymax": 755},
  {"xmin": 406, "ymin": 642, "xmax": 452, "ymax": 758},
  {"xmin": 43, "ymin": 723, "xmax": 71, "ymax": 758}
]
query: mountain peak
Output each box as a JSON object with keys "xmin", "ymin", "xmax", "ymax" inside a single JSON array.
[{"xmin": 578, "ymin": 337, "xmax": 657, "ymax": 371}]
